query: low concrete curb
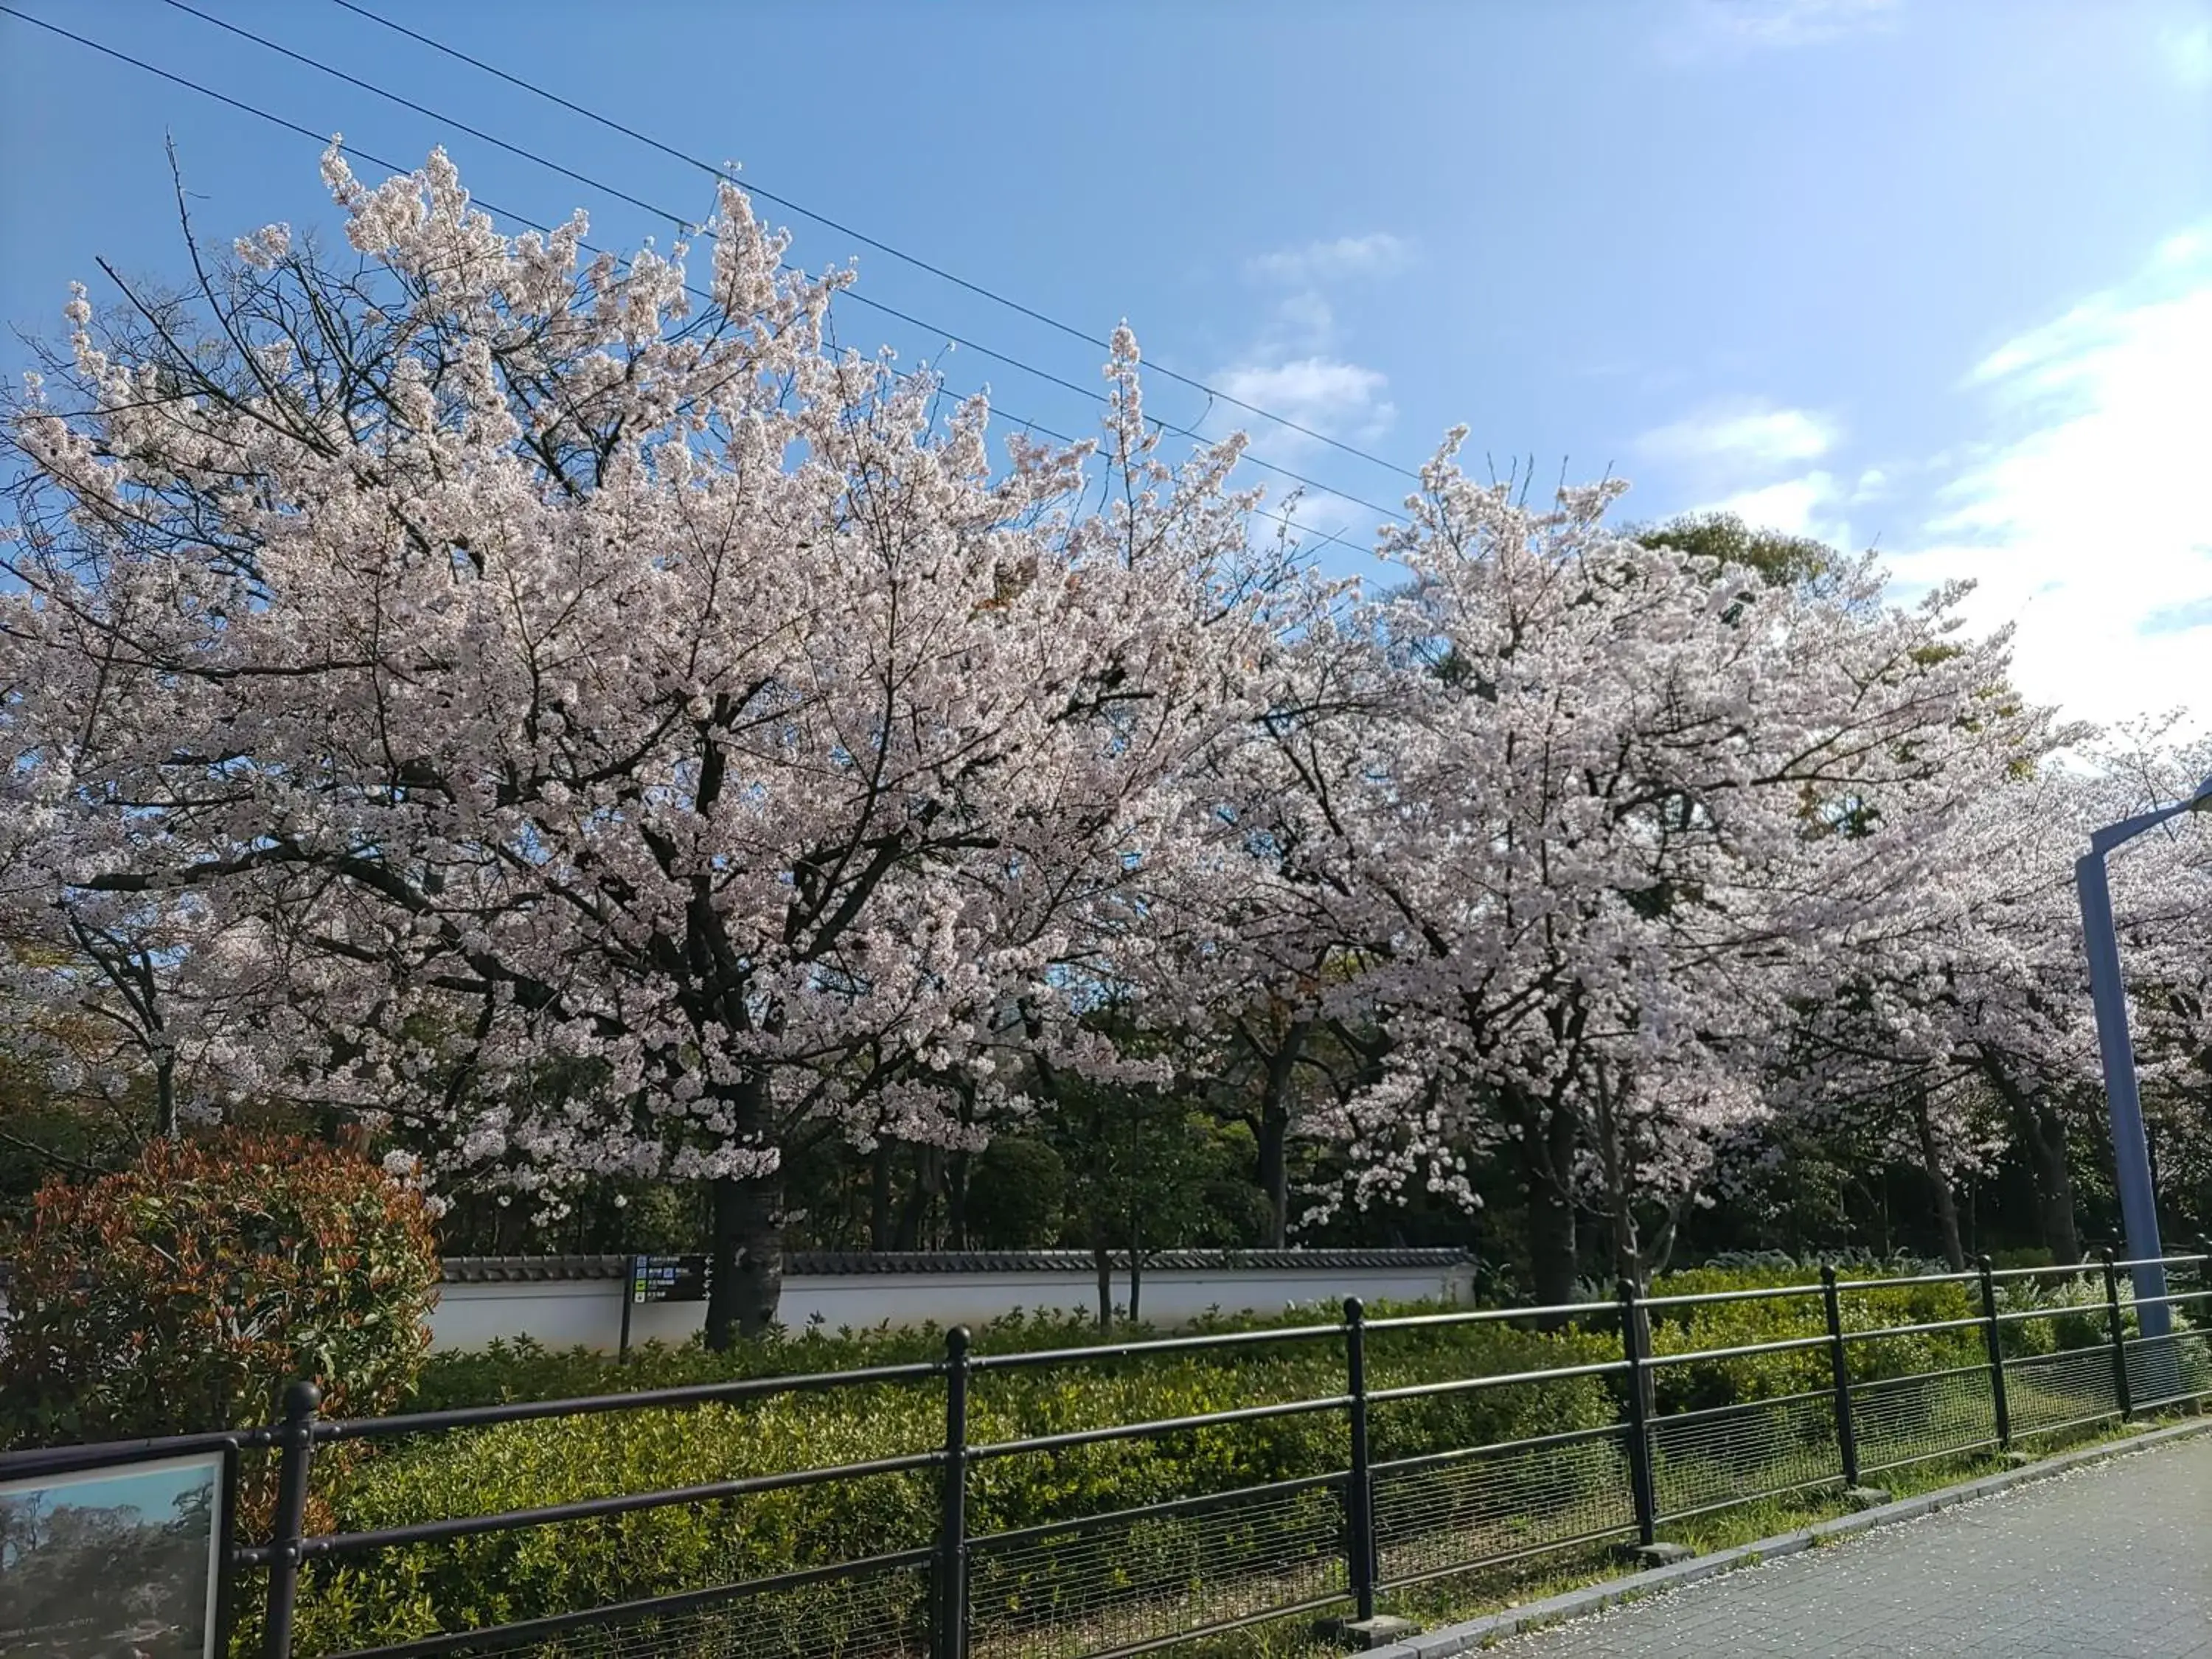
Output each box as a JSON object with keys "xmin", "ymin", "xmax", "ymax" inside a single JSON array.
[{"xmin": 1364, "ymin": 1413, "xmax": 2212, "ymax": 1657}]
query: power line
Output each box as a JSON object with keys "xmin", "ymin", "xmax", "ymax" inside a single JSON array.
[
  {"xmin": 323, "ymin": 0, "xmax": 1426, "ymax": 488},
  {"xmin": 144, "ymin": 0, "xmax": 1402, "ymax": 524},
  {"xmin": 0, "ymin": 4, "xmax": 1372, "ymax": 563}
]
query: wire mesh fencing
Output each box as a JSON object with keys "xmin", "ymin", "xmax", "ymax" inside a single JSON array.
[
  {"xmin": 7, "ymin": 1248, "xmax": 2204, "ymax": 1659},
  {"xmin": 375, "ymin": 1559, "xmax": 936, "ymax": 1659},
  {"xmin": 1370, "ymin": 1424, "xmax": 1639, "ymax": 1587},
  {"xmin": 1647, "ymin": 1390, "xmax": 1841, "ymax": 1521},
  {"xmin": 2003, "ymin": 1344, "xmax": 2121, "ymax": 1437},
  {"xmin": 966, "ymin": 1478, "xmax": 1349, "ymax": 1659},
  {"xmin": 1850, "ymin": 1364, "xmax": 1998, "ymax": 1475}
]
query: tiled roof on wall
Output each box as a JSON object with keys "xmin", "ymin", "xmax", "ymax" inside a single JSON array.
[{"xmin": 439, "ymin": 1247, "xmax": 1472, "ymax": 1284}]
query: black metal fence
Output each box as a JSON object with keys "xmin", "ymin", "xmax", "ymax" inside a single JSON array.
[{"xmin": 7, "ymin": 1248, "xmax": 2208, "ymax": 1659}]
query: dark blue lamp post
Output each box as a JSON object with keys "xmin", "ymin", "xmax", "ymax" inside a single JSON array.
[{"xmin": 2075, "ymin": 768, "xmax": 2212, "ymax": 1342}]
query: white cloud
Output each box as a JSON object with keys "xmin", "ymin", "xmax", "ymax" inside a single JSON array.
[
  {"xmin": 1213, "ymin": 358, "xmax": 1395, "ymax": 445},
  {"xmin": 1633, "ymin": 398, "xmax": 1854, "ymax": 546},
  {"xmin": 1713, "ymin": 471, "xmax": 1847, "ymax": 541},
  {"xmin": 1885, "ymin": 222, "xmax": 2212, "ymax": 729},
  {"xmin": 1660, "ymin": 0, "xmax": 1900, "ymax": 60},
  {"xmin": 1259, "ymin": 488, "xmax": 1377, "ymax": 560},
  {"xmin": 1635, "ymin": 399, "xmax": 1840, "ymax": 471},
  {"xmin": 1247, "ymin": 233, "xmax": 1414, "ymax": 287},
  {"xmin": 1211, "ymin": 232, "xmax": 1412, "ymax": 474}
]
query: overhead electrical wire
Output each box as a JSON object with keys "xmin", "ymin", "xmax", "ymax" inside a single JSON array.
[
  {"xmin": 0, "ymin": 4, "xmax": 1376, "ymax": 561},
  {"xmin": 147, "ymin": 0, "xmax": 1405, "ymax": 524},
  {"xmin": 321, "ymin": 0, "xmax": 1426, "ymax": 488}
]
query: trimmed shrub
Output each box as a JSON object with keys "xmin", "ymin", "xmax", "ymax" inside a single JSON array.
[
  {"xmin": 251, "ymin": 1267, "xmax": 2006, "ymax": 1652},
  {"xmin": 0, "ymin": 1130, "xmax": 442, "ymax": 1448},
  {"xmin": 279, "ymin": 1306, "xmax": 1619, "ymax": 1650}
]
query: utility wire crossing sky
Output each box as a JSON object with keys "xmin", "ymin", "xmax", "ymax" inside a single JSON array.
[{"xmin": 0, "ymin": 0, "xmax": 2204, "ymax": 731}]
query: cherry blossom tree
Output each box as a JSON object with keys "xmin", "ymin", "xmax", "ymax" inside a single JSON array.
[
  {"xmin": 1775, "ymin": 723, "xmax": 2210, "ymax": 1267},
  {"xmin": 1267, "ymin": 444, "xmax": 2061, "ymax": 1300},
  {"xmin": 8, "ymin": 145, "xmax": 2193, "ymax": 1327},
  {"xmin": 0, "ymin": 148, "xmax": 1310, "ymax": 1340}
]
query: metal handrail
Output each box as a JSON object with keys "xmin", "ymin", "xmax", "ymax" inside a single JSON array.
[
  {"xmin": 1368, "ymin": 1418, "xmax": 1626, "ymax": 1477},
  {"xmin": 1366, "ymin": 1356, "xmax": 1630, "ymax": 1403},
  {"xmin": 2108, "ymin": 1252, "xmax": 2210, "ymax": 1270},
  {"xmin": 1637, "ymin": 1281, "xmax": 1825, "ymax": 1310},
  {"xmin": 1837, "ymin": 1315, "xmax": 1989, "ymax": 1344},
  {"xmin": 1829, "ymin": 1268, "xmax": 1981, "ymax": 1292},
  {"xmin": 316, "ymin": 1359, "xmax": 947, "ymax": 1441},
  {"xmin": 2122, "ymin": 1288, "xmax": 2212, "ymax": 1310},
  {"xmin": 1992, "ymin": 1304, "xmax": 2104, "ymax": 1327},
  {"xmin": 1983, "ymin": 1262, "xmax": 2105, "ymax": 1282},
  {"xmin": 1647, "ymin": 1385, "xmax": 1834, "ymax": 1428},
  {"xmin": 18, "ymin": 1256, "xmax": 2203, "ymax": 1659},
  {"xmin": 970, "ymin": 1470, "xmax": 1347, "ymax": 1549},
  {"xmin": 1366, "ymin": 1297, "xmax": 1618, "ymax": 1330},
  {"xmin": 0, "ymin": 1425, "xmax": 270, "ymax": 1475},
  {"xmin": 967, "ymin": 1392, "xmax": 1352, "ymax": 1461},
  {"xmin": 1642, "ymin": 1332, "xmax": 1834, "ymax": 1368},
  {"xmin": 967, "ymin": 1319, "xmax": 1346, "ymax": 1371},
  {"xmin": 293, "ymin": 1450, "xmax": 947, "ymax": 1558}
]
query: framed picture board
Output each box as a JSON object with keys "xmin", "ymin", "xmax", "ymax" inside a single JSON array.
[{"xmin": 0, "ymin": 1445, "xmax": 232, "ymax": 1659}]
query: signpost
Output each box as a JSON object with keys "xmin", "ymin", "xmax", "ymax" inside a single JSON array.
[{"xmin": 617, "ymin": 1253, "xmax": 712, "ymax": 1359}]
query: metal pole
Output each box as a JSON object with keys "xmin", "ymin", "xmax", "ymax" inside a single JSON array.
[
  {"xmin": 2076, "ymin": 851, "xmax": 2174, "ymax": 1340},
  {"xmin": 618, "ymin": 1253, "xmax": 638, "ymax": 1361},
  {"xmin": 1344, "ymin": 1296, "xmax": 1377, "ymax": 1624},
  {"xmin": 1820, "ymin": 1266, "xmax": 1861, "ymax": 1489},
  {"xmin": 261, "ymin": 1380, "xmax": 321, "ymax": 1659},
  {"xmin": 1618, "ymin": 1281, "xmax": 1658, "ymax": 1545},
  {"xmin": 1975, "ymin": 1256, "xmax": 2011, "ymax": 1452},
  {"xmin": 2099, "ymin": 1250, "xmax": 2135, "ymax": 1421},
  {"xmin": 936, "ymin": 1326, "xmax": 972, "ymax": 1659},
  {"xmin": 936, "ymin": 1326, "xmax": 971, "ymax": 1659}
]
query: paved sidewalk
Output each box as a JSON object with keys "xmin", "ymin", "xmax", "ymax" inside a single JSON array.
[{"xmin": 1492, "ymin": 1433, "xmax": 2212, "ymax": 1657}]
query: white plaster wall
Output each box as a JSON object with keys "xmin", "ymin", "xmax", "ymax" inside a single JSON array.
[{"xmin": 427, "ymin": 1264, "xmax": 1475, "ymax": 1352}]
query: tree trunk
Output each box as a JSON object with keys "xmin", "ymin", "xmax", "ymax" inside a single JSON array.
[
  {"xmin": 1910, "ymin": 1087, "xmax": 1966, "ymax": 1273},
  {"xmin": 1256, "ymin": 1021, "xmax": 1310, "ymax": 1250},
  {"xmin": 869, "ymin": 1142, "xmax": 894, "ymax": 1252},
  {"xmin": 1127, "ymin": 1206, "xmax": 1144, "ymax": 1326},
  {"xmin": 705, "ymin": 1077, "xmax": 784, "ymax": 1348},
  {"xmin": 1520, "ymin": 1096, "xmax": 1581, "ymax": 1315},
  {"xmin": 893, "ymin": 1150, "xmax": 933, "ymax": 1252},
  {"xmin": 1593, "ymin": 1068, "xmax": 1657, "ymax": 1416},
  {"xmin": 1091, "ymin": 1217, "xmax": 1113, "ymax": 1333},
  {"xmin": 1986, "ymin": 1063, "xmax": 2081, "ymax": 1265},
  {"xmin": 2025, "ymin": 1103, "xmax": 2081, "ymax": 1265},
  {"xmin": 706, "ymin": 1168, "xmax": 785, "ymax": 1348},
  {"xmin": 947, "ymin": 1148, "xmax": 970, "ymax": 1251}
]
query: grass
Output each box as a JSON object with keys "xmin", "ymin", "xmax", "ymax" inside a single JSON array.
[{"xmin": 1088, "ymin": 1407, "xmax": 2202, "ymax": 1659}]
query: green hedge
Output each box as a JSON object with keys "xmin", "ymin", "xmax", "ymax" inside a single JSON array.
[{"xmin": 269, "ymin": 1267, "xmax": 2028, "ymax": 1652}]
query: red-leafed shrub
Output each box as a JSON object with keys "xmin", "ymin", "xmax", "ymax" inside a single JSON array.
[{"xmin": 0, "ymin": 1131, "xmax": 440, "ymax": 1448}]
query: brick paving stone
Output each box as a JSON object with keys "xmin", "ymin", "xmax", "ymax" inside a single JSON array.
[{"xmin": 1492, "ymin": 1434, "xmax": 2212, "ymax": 1657}]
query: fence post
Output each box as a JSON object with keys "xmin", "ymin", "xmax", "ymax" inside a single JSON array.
[
  {"xmin": 1820, "ymin": 1265, "xmax": 1862, "ymax": 1489},
  {"xmin": 261, "ymin": 1380, "xmax": 321, "ymax": 1659},
  {"xmin": 936, "ymin": 1326, "xmax": 971, "ymax": 1659},
  {"xmin": 1975, "ymin": 1256, "xmax": 2011, "ymax": 1451},
  {"xmin": 1343, "ymin": 1296, "xmax": 1377, "ymax": 1624},
  {"xmin": 1618, "ymin": 1281, "xmax": 1658, "ymax": 1546},
  {"xmin": 2100, "ymin": 1249, "xmax": 2135, "ymax": 1421}
]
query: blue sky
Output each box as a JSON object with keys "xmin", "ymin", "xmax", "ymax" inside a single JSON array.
[
  {"xmin": 2, "ymin": 0, "xmax": 2205, "ymax": 730},
  {"xmin": 0, "ymin": 1452, "xmax": 216, "ymax": 1548}
]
